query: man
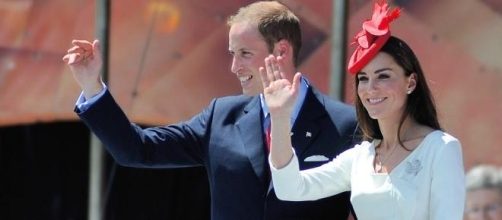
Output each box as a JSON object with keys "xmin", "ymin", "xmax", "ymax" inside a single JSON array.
[{"xmin": 63, "ymin": 1, "xmax": 358, "ymax": 219}]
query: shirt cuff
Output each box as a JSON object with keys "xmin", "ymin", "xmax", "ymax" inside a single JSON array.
[{"xmin": 75, "ymin": 83, "xmax": 107, "ymax": 112}]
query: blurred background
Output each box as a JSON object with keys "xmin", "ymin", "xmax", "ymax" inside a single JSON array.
[{"xmin": 1, "ymin": 0, "xmax": 501, "ymax": 219}]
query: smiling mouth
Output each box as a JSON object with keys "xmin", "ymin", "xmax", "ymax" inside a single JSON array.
[
  {"xmin": 367, "ymin": 97, "xmax": 386, "ymax": 104},
  {"xmin": 238, "ymin": 75, "xmax": 253, "ymax": 83}
]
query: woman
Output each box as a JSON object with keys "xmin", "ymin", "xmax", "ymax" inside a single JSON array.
[
  {"xmin": 259, "ymin": 1, "xmax": 465, "ymax": 219},
  {"xmin": 465, "ymin": 165, "xmax": 502, "ymax": 220}
]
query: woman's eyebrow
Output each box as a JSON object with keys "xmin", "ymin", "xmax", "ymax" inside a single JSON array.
[{"xmin": 374, "ymin": 67, "xmax": 392, "ymax": 74}]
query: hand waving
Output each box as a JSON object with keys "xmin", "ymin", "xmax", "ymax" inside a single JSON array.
[
  {"xmin": 259, "ymin": 55, "xmax": 299, "ymax": 168},
  {"xmin": 62, "ymin": 39, "xmax": 104, "ymax": 99},
  {"xmin": 259, "ymin": 55, "xmax": 301, "ymax": 119}
]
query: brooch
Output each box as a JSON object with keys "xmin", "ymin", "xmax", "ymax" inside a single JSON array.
[{"xmin": 405, "ymin": 159, "xmax": 422, "ymax": 176}]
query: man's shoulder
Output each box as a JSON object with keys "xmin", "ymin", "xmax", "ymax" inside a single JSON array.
[
  {"xmin": 307, "ymin": 88, "xmax": 357, "ymax": 133},
  {"xmin": 201, "ymin": 95, "xmax": 260, "ymax": 123},
  {"xmin": 208, "ymin": 94, "xmax": 258, "ymax": 112},
  {"xmin": 309, "ymin": 87, "xmax": 355, "ymax": 113},
  {"xmin": 214, "ymin": 94, "xmax": 256, "ymax": 105},
  {"xmin": 323, "ymin": 97, "xmax": 354, "ymax": 112}
]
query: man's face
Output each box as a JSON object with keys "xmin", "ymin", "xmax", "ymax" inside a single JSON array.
[{"xmin": 229, "ymin": 22, "xmax": 271, "ymax": 96}]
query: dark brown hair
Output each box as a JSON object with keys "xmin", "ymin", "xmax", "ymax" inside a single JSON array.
[{"xmin": 354, "ymin": 36, "xmax": 441, "ymax": 148}]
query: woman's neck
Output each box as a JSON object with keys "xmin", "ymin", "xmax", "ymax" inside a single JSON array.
[{"xmin": 378, "ymin": 116, "xmax": 419, "ymax": 150}]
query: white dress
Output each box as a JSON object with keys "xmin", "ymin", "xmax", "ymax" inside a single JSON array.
[{"xmin": 270, "ymin": 130, "xmax": 465, "ymax": 220}]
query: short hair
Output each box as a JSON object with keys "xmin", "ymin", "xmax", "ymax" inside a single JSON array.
[
  {"xmin": 354, "ymin": 36, "xmax": 441, "ymax": 149},
  {"xmin": 466, "ymin": 164, "xmax": 502, "ymax": 192},
  {"xmin": 227, "ymin": 1, "xmax": 302, "ymax": 67}
]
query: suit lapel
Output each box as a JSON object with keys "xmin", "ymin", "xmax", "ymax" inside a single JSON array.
[
  {"xmin": 291, "ymin": 87, "xmax": 326, "ymax": 158},
  {"xmin": 236, "ymin": 96, "xmax": 268, "ymax": 184}
]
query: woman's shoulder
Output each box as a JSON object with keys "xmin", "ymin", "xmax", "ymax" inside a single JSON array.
[
  {"xmin": 418, "ymin": 130, "xmax": 462, "ymax": 161},
  {"xmin": 355, "ymin": 140, "xmax": 374, "ymax": 148},
  {"xmin": 331, "ymin": 140, "xmax": 375, "ymax": 166},
  {"xmin": 350, "ymin": 140, "xmax": 375, "ymax": 155},
  {"xmin": 421, "ymin": 130, "xmax": 464, "ymax": 176},
  {"xmin": 425, "ymin": 130, "xmax": 460, "ymax": 146}
]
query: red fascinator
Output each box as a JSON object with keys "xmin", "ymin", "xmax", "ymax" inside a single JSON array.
[{"xmin": 347, "ymin": 0, "xmax": 401, "ymax": 74}]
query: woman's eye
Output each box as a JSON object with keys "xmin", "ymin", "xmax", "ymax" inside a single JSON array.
[
  {"xmin": 378, "ymin": 74, "xmax": 390, "ymax": 79},
  {"xmin": 358, "ymin": 76, "xmax": 368, "ymax": 81}
]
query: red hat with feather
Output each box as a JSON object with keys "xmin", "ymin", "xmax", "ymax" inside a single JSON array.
[{"xmin": 347, "ymin": 0, "xmax": 401, "ymax": 74}]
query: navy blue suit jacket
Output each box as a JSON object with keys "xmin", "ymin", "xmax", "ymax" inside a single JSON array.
[{"xmin": 77, "ymin": 86, "xmax": 359, "ymax": 220}]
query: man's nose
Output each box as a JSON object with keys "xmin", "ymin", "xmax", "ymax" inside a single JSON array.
[{"xmin": 231, "ymin": 57, "xmax": 241, "ymax": 74}]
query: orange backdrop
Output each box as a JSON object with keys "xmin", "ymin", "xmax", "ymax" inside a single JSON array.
[{"xmin": 0, "ymin": 0, "xmax": 501, "ymax": 169}]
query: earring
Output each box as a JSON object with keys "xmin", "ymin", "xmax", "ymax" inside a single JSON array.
[{"xmin": 407, "ymin": 90, "xmax": 412, "ymax": 94}]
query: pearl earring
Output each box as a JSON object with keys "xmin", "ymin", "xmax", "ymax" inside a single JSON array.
[{"xmin": 407, "ymin": 90, "xmax": 412, "ymax": 94}]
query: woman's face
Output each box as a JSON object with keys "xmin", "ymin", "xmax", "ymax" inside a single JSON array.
[
  {"xmin": 465, "ymin": 188, "xmax": 502, "ymax": 220},
  {"xmin": 357, "ymin": 52, "xmax": 416, "ymax": 121}
]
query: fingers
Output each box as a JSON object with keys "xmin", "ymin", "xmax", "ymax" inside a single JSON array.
[
  {"xmin": 62, "ymin": 53, "xmax": 83, "ymax": 65},
  {"xmin": 264, "ymin": 55, "xmax": 284, "ymax": 82},
  {"xmin": 62, "ymin": 53, "xmax": 72, "ymax": 63},
  {"xmin": 259, "ymin": 66, "xmax": 269, "ymax": 89},
  {"xmin": 92, "ymin": 39, "xmax": 101, "ymax": 60},
  {"xmin": 276, "ymin": 56, "xmax": 286, "ymax": 79},
  {"xmin": 72, "ymin": 40, "xmax": 93, "ymax": 51},
  {"xmin": 92, "ymin": 39, "xmax": 100, "ymax": 49},
  {"xmin": 291, "ymin": 72, "xmax": 302, "ymax": 94},
  {"xmin": 265, "ymin": 56, "xmax": 276, "ymax": 83},
  {"xmin": 67, "ymin": 45, "xmax": 84, "ymax": 54},
  {"xmin": 63, "ymin": 39, "xmax": 100, "ymax": 65},
  {"xmin": 271, "ymin": 56, "xmax": 282, "ymax": 80},
  {"xmin": 262, "ymin": 54, "xmax": 295, "ymax": 92}
]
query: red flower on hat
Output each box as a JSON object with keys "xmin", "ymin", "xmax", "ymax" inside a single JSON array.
[{"xmin": 348, "ymin": 0, "xmax": 401, "ymax": 74}]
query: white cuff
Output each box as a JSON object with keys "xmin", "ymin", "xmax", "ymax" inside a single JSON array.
[{"xmin": 75, "ymin": 83, "xmax": 107, "ymax": 111}]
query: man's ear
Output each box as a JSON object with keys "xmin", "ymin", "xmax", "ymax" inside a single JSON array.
[{"xmin": 273, "ymin": 39, "xmax": 290, "ymax": 57}]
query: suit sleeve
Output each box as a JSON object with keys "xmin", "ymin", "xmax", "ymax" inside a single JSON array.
[
  {"xmin": 429, "ymin": 136, "xmax": 465, "ymax": 219},
  {"xmin": 76, "ymin": 89, "xmax": 213, "ymax": 168}
]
